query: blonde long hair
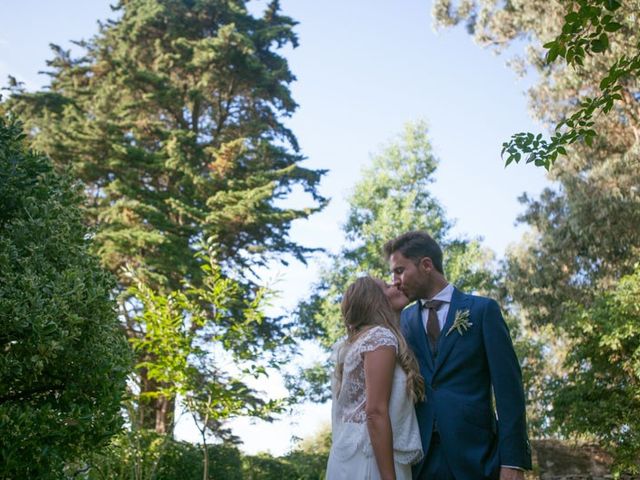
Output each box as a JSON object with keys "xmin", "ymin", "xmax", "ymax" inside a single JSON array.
[{"xmin": 340, "ymin": 276, "xmax": 425, "ymax": 403}]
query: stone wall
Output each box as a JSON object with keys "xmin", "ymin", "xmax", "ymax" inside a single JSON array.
[{"xmin": 528, "ymin": 439, "xmax": 639, "ymax": 480}]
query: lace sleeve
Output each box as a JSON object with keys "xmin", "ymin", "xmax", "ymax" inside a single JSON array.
[{"xmin": 356, "ymin": 326, "xmax": 398, "ymax": 357}]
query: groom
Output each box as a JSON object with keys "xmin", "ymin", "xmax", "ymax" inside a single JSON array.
[{"xmin": 384, "ymin": 231, "xmax": 531, "ymax": 480}]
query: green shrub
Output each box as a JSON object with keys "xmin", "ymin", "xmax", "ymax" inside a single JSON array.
[
  {"xmin": 0, "ymin": 117, "xmax": 131, "ymax": 478},
  {"xmin": 243, "ymin": 453, "xmax": 298, "ymax": 480},
  {"xmin": 75, "ymin": 429, "xmax": 243, "ymax": 480}
]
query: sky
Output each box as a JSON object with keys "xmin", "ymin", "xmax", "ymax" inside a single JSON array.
[{"xmin": 1, "ymin": 0, "xmax": 551, "ymax": 456}]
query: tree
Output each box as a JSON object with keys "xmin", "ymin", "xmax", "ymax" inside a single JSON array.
[
  {"xmin": 0, "ymin": 117, "xmax": 130, "ymax": 478},
  {"xmin": 297, "ymin": 121, "xmax": 496, "ymax": 347},
  {"xmin": 433, "ymin": 0, "xmax": 639, "ymax": 169},
  {"xmin": 291, "ymin": 121, "xmax": 497, "ymax": 400},
  {"xmin": 72, "ymin": 430, "xmax": 244, "ymax": 480},
  {"xmin": 125, "ymin": 253, "xmax": 287, "ymax": 480},
  {"xmin": 433, "ymin": 0, "xmax": 640, "ymax": 462},
  {"xmin": 284, "ymin": 423, "xmax": 331, "ymax": 480},
  {"xmin": 552, "ymin": 265, "xmax": 640, "ymax": 474},
  {"xmin": 432, "ymin": 0, "xmax": 640, "ymax": 302},
  {"xmin": 432, "ymin": 0, "xmax": 640, "ymax": 322},
  {"xmin": 242, "ymin": 425, "xmax": 331, "ymax": 480},
  {"xmin": 2, "ymin": 0, "xmax": 326, "ymax": 434}
]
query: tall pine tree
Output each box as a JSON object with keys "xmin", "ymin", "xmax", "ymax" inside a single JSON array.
[{"xmin": 3, "ymin": 0, "xmax": 325, "ymax": 434}]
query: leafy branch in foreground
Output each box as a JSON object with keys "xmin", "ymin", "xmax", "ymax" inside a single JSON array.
[{"xmin": 501, "ymin": 0, "xmax": 639, "ymax": 169}]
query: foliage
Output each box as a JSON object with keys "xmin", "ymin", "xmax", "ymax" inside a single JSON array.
[
  {"xmin": 433, "ymin": 0, "xmax": 640, "ymax": 169},
  {"xmin": 501, "ymin": 150, "xmax": 640, "ymax": 437},
  {"xmin": 2, "ymin": 0, "xmax": 326, "ymax": 433},
  {"xmin": 297, "ymin": 121, "xmax": 496, "ymax": 347},
  {"xmin": 551, "ymin": 265, "xmax": 640, "ymax": 474},
  {"xmin": 124, "ymin": 252, "xmax": 289, "ymax": 478},
  {"xmin": 502, "ymin": 1, "xmax": 639, "ymax": 168},
  {"xmin": 243, "ymin": 453, "xmax": 299, "ymax": 480},
  {"xmin": 434, "ymin": 0, "xmax": 640, "ymax": 456},
  {"xmin": 285, "ymin": 423, "xmax": 331, "ymax": 480},
  {"xmin": 291, "ymin": 121, "xmax": 497, "ymax": 401},
  {"xmin": 243, "ymin": 427, "xmax": 330, "ymax": 480},
  {"xmin": 504, "ymin": 151, "xmax": 640, "ymax": 329},
  {"xmin": 0, "ymin": 117, "xmax": 131, "ymax": 478},
  {"xmin": 75, "ymin": 426, "xmax": 329, "ymax": 480},
  {"xmin": 71, "ymin": 429, "xmax": 243, "ymax": 480}
]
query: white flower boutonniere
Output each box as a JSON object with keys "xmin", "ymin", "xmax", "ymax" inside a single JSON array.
[{"xmin": 446, "ymin": 309, "xmax": 473, "ymax": 337}]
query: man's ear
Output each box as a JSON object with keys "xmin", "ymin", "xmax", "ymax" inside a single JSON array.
[{"xmin": 419, "ymin": 256, "xmax": 434, "ymax": 272}]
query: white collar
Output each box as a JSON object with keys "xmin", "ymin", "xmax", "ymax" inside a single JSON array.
[{"xmin": 420, "ymin": 283, "xmax": 454, "ymax": 305}]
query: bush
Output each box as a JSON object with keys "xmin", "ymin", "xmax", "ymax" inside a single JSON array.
[
  {"xmin": 75, "ymin": 429, "xmax": 243, "ymax": 480},
  {"xmin": 243, "ymin": 453, "xmax": 298, "ymax": 480},
  {"xmin": 0, "ymin": 117, "xmax": 131, "ymax": 478}
]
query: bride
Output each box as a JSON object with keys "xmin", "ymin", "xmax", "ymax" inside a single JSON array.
[{"xmin": 326, "ymin": 276, "xmax": 424, "ymax": 480}]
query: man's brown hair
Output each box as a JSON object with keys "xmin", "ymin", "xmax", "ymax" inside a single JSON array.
[{"xmin": 383, "ymin": 230, "xmax": 444, "ymax": 274}]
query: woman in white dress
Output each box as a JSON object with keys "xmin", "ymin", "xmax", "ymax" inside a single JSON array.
[{"xmin": 326, "ymin": 276, "xmax": 425, "ymax": 480}]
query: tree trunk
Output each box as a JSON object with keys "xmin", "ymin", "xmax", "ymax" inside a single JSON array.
[
  {"xmin": 155, "ymin": 394, "xmax": 175, "ymax": 435},
  {"xmin": 137, "ymin": 365, "xmax": 175, "ymax": 434}
]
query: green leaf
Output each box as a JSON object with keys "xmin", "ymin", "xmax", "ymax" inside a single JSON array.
[
  {"xmin": 591, "ymin": 37, "xmax": 608, "ymax": 53},
  {"xmin": 603, "ymin": 0, "xmax": 622, "ymax": 11},
  {"xmin": 546, "ymin": 44, "xmax": 561, "ymax": 63},
  {"xmin": 585, "ymin": 134, "xmax": 594, "ymax": 147},
  {"xmin": 603, "ymin": 22, "xmax": 623, "ymax": 32},
  {"xmin": 564, "ymin": 12, "xmax": 580, "ymax": 22},
  {"xmin": 599, "ymin": 75, "xmax": 613, "ymax": 89}
]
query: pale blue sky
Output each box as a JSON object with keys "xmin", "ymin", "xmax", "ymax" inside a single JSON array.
[{"xmin": 1, "ymin": 0, "xmax": 550, "ymax": 455}]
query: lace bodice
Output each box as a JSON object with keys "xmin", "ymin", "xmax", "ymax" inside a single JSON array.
[
  {"xmin": 332, "ymin": 326, "xmax": 398, "ymax": 423},
  {"xmin": 329, "ymin": 326, "xmax": 423, "ymax": 465}
]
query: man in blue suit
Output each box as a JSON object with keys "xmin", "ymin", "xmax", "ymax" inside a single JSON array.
[{"xmin": 384, "ymin": 231, "xmax": 531, "ymax": 480}]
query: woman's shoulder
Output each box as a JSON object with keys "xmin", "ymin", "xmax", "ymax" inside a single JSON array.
[{"xmin": 355, "ymin": 325, "xmax": 398, "ymax": 353}]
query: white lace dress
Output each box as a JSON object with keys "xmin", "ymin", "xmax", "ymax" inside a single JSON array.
[{"xmin": 326, "ymin": 326, "xmax": 422, "ymax": 480}]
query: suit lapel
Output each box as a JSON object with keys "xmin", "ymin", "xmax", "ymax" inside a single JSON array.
[
  {"xmin": 409, "ymin": 301, "xmax": 434, "ymax": 372},
  {"xmin": 433, "ymin": 287, "xmax": 469, "ymax": 376}
]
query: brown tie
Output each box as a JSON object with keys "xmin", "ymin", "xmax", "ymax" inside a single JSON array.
[{"xmin": 423, "ymin": 300, "xmax": 445, "ymax": 354}]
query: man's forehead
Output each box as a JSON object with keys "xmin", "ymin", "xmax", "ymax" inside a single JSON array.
[{"xmin": 389, "ymin": 251, "xmax": 410, "ymax": 266}]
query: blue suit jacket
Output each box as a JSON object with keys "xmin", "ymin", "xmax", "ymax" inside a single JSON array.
[{"xmin": 400, "ymin": 288, "xmax": 532, "ymax": 480}]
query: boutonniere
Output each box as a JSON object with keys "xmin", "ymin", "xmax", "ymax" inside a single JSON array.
[{"xmin": 446, "ymin": 309, "xmax": 473, "ymax": 336}]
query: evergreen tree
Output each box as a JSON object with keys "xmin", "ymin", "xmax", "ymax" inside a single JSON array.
[
  {"xmin": 0, "ymin": 117, "xmax": 130, "ymax": 478},
  {"xmin": 3, "ymin": 0, "xmax": 326, "ymax": 434},
  {"xmin": 297, "ymin": 121, "xmax": 496, "ymax": 347},
  {"xmin": 291, "ymin": 122, "xmax": 501, "ymax": 402}
]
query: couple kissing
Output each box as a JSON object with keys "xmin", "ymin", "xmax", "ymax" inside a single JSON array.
[{"xmin": 326, "ymin": 231, "xmax": 531, "ymax": 480}]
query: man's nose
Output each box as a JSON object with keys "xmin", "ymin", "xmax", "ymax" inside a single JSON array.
[{"xmin": 392, "ymin": 275, "xmax": 401, "ymax": 286}]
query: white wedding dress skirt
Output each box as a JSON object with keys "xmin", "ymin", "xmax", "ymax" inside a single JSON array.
[{"xmin": 326, "ymin": 449, "xmax": 412, "ymax": 480}]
